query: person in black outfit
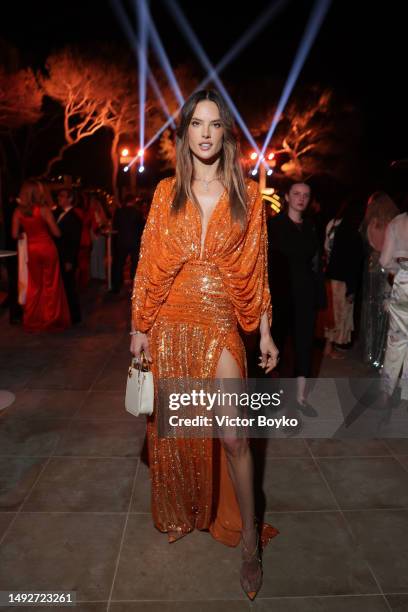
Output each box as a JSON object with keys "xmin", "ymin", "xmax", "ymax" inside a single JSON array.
[
  {"xmin": 55, "ymin": 189, "xmax": 82, "ymax": 324},
  {"xmin": 2, "ymin": 196, "xmax": 23, "ymax": 324},
  {"xmin": 324, "ymin": 199, "xmax": 364, "ymax": 356},
  {"xmin": 268, "ymin": 181, "xmax": 323, "ymax": 417},
  {"xmin": 111, "ymin": 194, "xmax": 145, "ymax": 293}
]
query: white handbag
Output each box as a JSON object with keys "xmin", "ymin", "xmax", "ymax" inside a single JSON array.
[{"xmin": 125, "ymin": 353, "xmax": 154, "ymax": 416}]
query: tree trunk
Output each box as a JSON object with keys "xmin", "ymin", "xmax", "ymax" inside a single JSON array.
[
  {"xmin": 110, "ymin": 129, "xmax": 120, "ymax": 204},
  {"xmin": 43, "ymin": 142, "xmax": 72, "ymax": 178}
]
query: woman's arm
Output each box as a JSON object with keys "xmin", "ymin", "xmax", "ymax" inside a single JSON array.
[
  {"xmin": 131, "ymin": 178, "xmax": 183, "ymax": 334},
  {"xmin": 260, "ymin": 311, "xmax": 271, "ymax": 338},
  {"xmin": 41, "ymin": 206, "xmax": 61, "ymax": 238}
]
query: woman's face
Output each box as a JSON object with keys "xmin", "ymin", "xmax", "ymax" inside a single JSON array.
[
  {"xmin": 188, "ymin": 100, "xmax": 224, "ymax": 162},
  {"xmin": 285, "ymin": 183, "xmax": 311, "ymax": 214}
]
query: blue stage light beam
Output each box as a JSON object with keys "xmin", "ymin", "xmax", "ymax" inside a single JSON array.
[
  {"xmin": 136, "ymin": 0, "xmax": 148, "ymax": 169},
  {"xmin": 147, "ymin": 72, "xmax": 177, "ymax": 130},
  {"xmin": 144, "ymin": 0, "xmax": 288, "ymax": 151},
  {"xmin": 164, "ymin": 0, "xmax": 268, "ymax": 168},
  {"xmin": 199, "ymin": 0, "xmax": 289, "ymax": 90},
  {"xmin": 142, "ymin": 1, "xmax": 185, "ymax": 107},
  {"xmin": 110, "ymin": 0, "xmax": 176, "ymax": 128},
  {"xmin": 255, "ymin": 0, "xmax": 332, "ymax": 172}
]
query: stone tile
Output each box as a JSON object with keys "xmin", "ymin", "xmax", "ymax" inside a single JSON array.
[
  {"xmin": 386, "ymin": 594, "xmax": 408, "ymax": 611},
  {"xmin": 93, "ymin": 367, "xmax": 127, "ymax": 392},
  {"xmin": 0, "ymin": 367, "xmax": 40, "ymax": 391},
  {"xmin": 0, "ymin": 456, "xmax": 47, "ymax": 510},
  {"xmin": 2, "ymin": 605, "xmax": 107, "ymax": 612},
  {"xmin": 8, "ymin": 389, "xmax": 86, "ymax": 420},
  {"xmin": 22, "ymin": 457, "xmax": 137, "ymax": 512},
  {"xmin": 0, "ymin": 349, "xmax": 58, "ymax": 370},
  {"xmin": 384, "ymin": 439, "xmax": 408, "ymax": 455},
  {"xmin": 74, "ymin": 392, "xmax": 136, "ymax": 421},
  {"xmin": 54, "ymin": 419, "xmax": 145, "ymax": 457},
  {"xmin": 317, "ymin": 457, "xmax": 408, "ymax": 509},
  {"xmin": 0, "ymin": 513, "xmax": 125, "ymax": 600},
  {"xmin": 345, "ymin": 510, "xmax": 408, "ymax": 593},
  {"xmin": 0, "ymin": 513, "xmax": 15, "ymax": 539},
  {"xmin": 103, "ymin": 351, "xmax": 133, "ymax": 371},
  {"xmin": 396, "ymin": 455, "xmax": 408, "ymax": 472},
  {"xmin": 307, "ymin": 439, "xmax": 391, "ymax": 457},
  {"xmin": 252, "ymin": 595, "xmax": 389, "ymax": 611},
  {"xmin": 110, "ymin": 603, "xmax": 249, "ymax": 612},
  {"xmin": 130, "ymin": 460, "xmax": 150, "ymax": 513},
  {"xmin": 0, "ymin": 418, "xmax": 71, "ymax": 456},
  {"xmin": 253, "ymin": 438, "xmax": 310, "ymax": 457},
  {"xmin": 29, "ymin": 362, "xmax": 103, "ymax": 390},
  {"xmin": 112, "ymin": 514, "xmax": 245, "ymax": 600},
  {"xmin": 259, "ymin": 511, "xmax": 378, "ymax": 597},
  {"xmin": 262, "ymin": 458, "xmax": 336, "ymax": 511}
]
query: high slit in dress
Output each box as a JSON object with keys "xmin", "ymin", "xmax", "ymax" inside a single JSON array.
[{"xmin": 131, "ymin": 177, "xmax": 279, "ymax": 547}]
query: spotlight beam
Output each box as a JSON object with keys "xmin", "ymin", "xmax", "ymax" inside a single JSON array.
[
  {"xmin": 147, "ymin": 72, "xmax": 177, "ymax": 130},
  {"xmin": 164, "ymin": 0, "xmax": 268, "ymax": 167},
  {"xmin": 199, "ymin": 0, "xmax": 289, "ymax": 90},
  {"xmin": 144, "ymin": 0, "xmax": 289, "ymax": 151},
  {"xmin": 137, "ymin": 0, "xmax": 148, "ymax": 167},
  {"xmin": 143, "ymin": 1, "xmax": 185, "ymax": 107},
  {"xmin": 256, "ymin": 0, "xmax": 332, "ymax": 171},
  {"xmin": 110, "ymin": 0, "xmax": 175, "ymax": 126}
]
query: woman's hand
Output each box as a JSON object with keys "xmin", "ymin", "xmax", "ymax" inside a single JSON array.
[
  {"xmin": 258, "ymin": 333, "xmax": 279, "ymax": 374},
  {"xmin": 130, "ymin": 333, "xmax": 152, "ymax": 363}
]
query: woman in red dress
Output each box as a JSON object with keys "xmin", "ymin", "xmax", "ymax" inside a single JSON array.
[{"xmin": 12, "ymin": 180, "xmax": 70, "ymax": 332}]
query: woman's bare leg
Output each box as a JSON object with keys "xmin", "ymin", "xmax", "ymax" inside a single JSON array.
[{"xmin": 215, "ymin": 348, "xmax": 261, "ymax": 595}]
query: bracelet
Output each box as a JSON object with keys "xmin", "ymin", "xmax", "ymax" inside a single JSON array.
[{"xmin": 129, "ymin": 330, "xmax": 144, "ymax": 336}]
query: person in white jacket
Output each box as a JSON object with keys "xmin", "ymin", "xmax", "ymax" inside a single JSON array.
[{"xmin": 380, "ymin": 212, "xmax": 408, "ymax": 401}]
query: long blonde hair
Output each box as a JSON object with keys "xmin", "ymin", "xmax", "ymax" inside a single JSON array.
[
  {"xmin": 365, "ymin": 191, "xmax": 398, "ymax": 228},
  {"xmin": 18, "ymin": 179, "xmax": 51, "ymax": 213},
  {"xmin": 171, "ymin": 89, "xmax": 248, "ymax": 225}
]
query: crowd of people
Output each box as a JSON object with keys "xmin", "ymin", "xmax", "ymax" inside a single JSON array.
[
  {"xmin": 1, "ymin": 88, "xmax": 408, "ymax": 601},
  {"xmin": 1, "ymin": 172, "xmax": 405, "ymax": 396},
  {"xmin": 2, "ymin": 181, "xmax": 146, "ymax": 331}
]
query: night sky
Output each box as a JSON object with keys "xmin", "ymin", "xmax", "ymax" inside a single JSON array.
[{"xmin": 1, "ymin": 0, "xmax": 406, "ymax": 194}]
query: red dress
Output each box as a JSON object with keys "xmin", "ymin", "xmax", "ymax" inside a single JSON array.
[{"xmin": 18, "ymin": 206, "xmax": 70, "ymax": 332}]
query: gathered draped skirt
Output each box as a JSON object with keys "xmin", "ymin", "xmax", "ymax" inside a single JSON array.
[{"xmin": 145, "ymin": 260, "xmax": 278, "ymax": 546}]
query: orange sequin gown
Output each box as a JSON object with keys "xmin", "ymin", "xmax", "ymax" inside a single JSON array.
[{"xmin": 131, "ymin": 177, "xmax": 279, "ymax": 547}]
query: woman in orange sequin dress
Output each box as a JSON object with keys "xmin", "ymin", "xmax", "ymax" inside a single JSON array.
[{"xmin": 130, "ymin": 90, "xmax": 279, "ymax": 599}]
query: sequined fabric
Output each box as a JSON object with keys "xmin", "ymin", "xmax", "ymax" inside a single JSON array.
[{"xmin": 131, "ymin": 177, "xmax": 278, "ymax": 547}]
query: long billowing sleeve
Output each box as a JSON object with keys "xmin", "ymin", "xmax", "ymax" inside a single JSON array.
[
  {"xmin": 379, "ymin": 220, "xmax": 397, "ymax": 273},
  {"xmin": 217, "ymin": 182, "xmax": 272, "ymax": 332},
  {"xmin": 131, "ymin": 178, "xmax": 185, "ymax": 332}
]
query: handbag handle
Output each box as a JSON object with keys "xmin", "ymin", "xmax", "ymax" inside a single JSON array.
[{"xmin": 132, "ymin": 350, "xmax": 150, "ymax": 372}]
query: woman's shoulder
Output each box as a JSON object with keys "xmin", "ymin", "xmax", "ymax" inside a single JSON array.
[
  {"xmin": 156, "ymin": 176, "xmax": 176, "ymax": 193},
  {"xmin": 245, "ymin": 178, "xmax": 259, "ymax": 199}
]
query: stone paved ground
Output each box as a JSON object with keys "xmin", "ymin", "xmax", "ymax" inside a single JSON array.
[{"xmin": 1, "ymin": 285, "xmax": 408, "ymax": 611}]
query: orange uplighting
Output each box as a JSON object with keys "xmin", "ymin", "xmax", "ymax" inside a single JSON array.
[
  {"xmin": 121, "ymin": 148, "xmax": 129, "ymax": 157},
  {"xmin": 268, "ymin": 152, "xmax": 275, "ymax": 160},
  {"xmin": 250, "ymin": 152, "xmax": 258, "ymax": 160}
]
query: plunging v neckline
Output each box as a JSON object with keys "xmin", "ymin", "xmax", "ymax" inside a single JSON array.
[{"xmin": 193, "ymin": 188, "xmax": 226, "ymax": 260}]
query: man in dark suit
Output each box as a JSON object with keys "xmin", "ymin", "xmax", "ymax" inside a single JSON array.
[
  {"xmin": 111, "ymin": 194, "xmax": 145, "ymax": 293},
  {"xmin": 55, "ymin": 189, "xmax": 82, "ymax": 324}
]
